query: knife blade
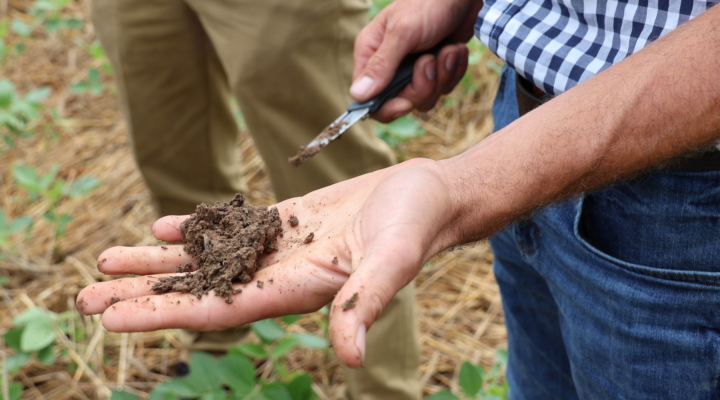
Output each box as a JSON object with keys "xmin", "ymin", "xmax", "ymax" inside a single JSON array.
[{"xmin": 289, "ymin": 42, "xmax": 447, "ymax": 167}]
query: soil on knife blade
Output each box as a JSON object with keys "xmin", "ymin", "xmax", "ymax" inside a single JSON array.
[
  {"xmin": 288, "ymin": 121, "xmax": 347, "ymax": 167},
  {"xmin": 151, "ymin": 194, "xmax": 282, "ymax": 303}
]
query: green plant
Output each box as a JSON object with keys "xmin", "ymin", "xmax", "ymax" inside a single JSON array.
[
  {"xmin": 375, "ymin": 115, "xmax": 425, "ymax": 151},
  {"xmin": 0, "ymin": 207, "xmax": 32, "ymax": 254},
  {"xmin": 111, "ymin": 351, "xmax": 316, "ymax": 400},
  {"xmin": 1, "ymin": 307, "xmax": 85, "ymax": 399},
  {"xmin": 83, "ymin": 40, "xmax": 112, "ymax": 74},
  {"xmin": 70, "ymin": 68, "xmax": 103, "ymax": 96},
  {"xmin": 0, "ymin": 381, "xmax": 23, "ymax": 400},
  {"xmin": 112, "ymin": 317, "xmax": 326, "ymax": 400},
  {"xmin": 427, "ymin": 349, "xmax": 509, "ymax": 400},
  {"xmin": 0, "ymin": 79, "xmax": 51, "ymax": 149},
  {"xmin": 0, "ymin": 20, "xmax": 11, "ymax": 62},
  {"xmin": 28, "ymin": 0, "xmax": 83, "ymax": 33},
  {"xmin": 1, "ymin": 308, "xmax": 59, "ymax": 386},
  {"xmin": 369, "ymin": 0, "xmax": 394, "ymax": 18},
  {"xmin": 12, "ymin": 164, "xmax": 100, "ymax": 237}
]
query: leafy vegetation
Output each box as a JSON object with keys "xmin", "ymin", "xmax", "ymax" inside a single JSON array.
[
  {"xmin": 427, "ymin": 350, "xmax": 509, "ymax": 400},
  {"xmin": 111, "ymin": 317, "xmax": 327, "ymax": 400},
  {"xmin": 13, "ymin": 164, "xmax": 100, "ymax": 238},
  {"xmin": 0, "ymin": 208, "xmax": 32, "ymax": 254},
  {"xmin": 375, "ymin": 115, "xmax": 426, "ymax": 152},
  {"xmin": 2, "ymin": 308, "xmax": 61, "ymax": 400},
  {"xmin": 0, "ymin": 79, "xmax": 50, "ymax": 150}
]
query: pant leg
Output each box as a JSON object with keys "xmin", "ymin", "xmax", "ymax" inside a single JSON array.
[
  {"xmin": 188, "ymin": 0, "xmax": 397, "ymax": 200},
  {"xmin": 186, "ymin": 1, "xmax": 418, "ymax": 398},
  {"xmin": 490, "ymin": 227, "xmax": 578, "ymax": 400},
  {"xmin": 91, "ymin": 0, "xmax": 245, "ymax": 217},
  {"xmin": 91, "ymin": 0, "xmax": 254, "ymax": 357}
]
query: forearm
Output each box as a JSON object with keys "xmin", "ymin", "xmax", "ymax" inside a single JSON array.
[{"xmin": 438, "ymin": 5, "xmax": 720, "ymax": 245}]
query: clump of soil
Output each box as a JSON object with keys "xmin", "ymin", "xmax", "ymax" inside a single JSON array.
[
  {"xmin": 342, "ymin": 292, "xmax": 359, "ymax": 311},
  {"xmin": 303, "ymin": 232, "xmax": 314, "ymax": 244},
  {"xmin": 288, "ymin": 121, "xmax": 347, "ymax": 167},
  {"xmin": 288, "ymin": 215, "xmax": 299, "ymax": 227},
  {"xmin": 151, "ymin": 194, "xmax": 282, "ymax": 303}
]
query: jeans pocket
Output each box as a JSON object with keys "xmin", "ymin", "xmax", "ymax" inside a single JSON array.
[{"xmin": 573, "ymin": 193, "xmax": 720, "ymax": 287}]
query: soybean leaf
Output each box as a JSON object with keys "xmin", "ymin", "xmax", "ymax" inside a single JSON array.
[
  {"xmin": 219, "ymin": 354, "xmax": 255, "ymax": 395},
  {"xmin": 12, "ymin": 165, "xmax": 42, "ymax": 193},
  {"xmin": 252, "ymin": 319, "xmax": 285, "ymax": 342},
  {"xmin": 14, "ymin": 307, "xmax": 50, "ymax": 327},
  {"xmin": 260, "ymin": 382, "xmax": 292, "ymax": 400},
  {"xmin": 425, "ymin": 391, "xmax": 461, "ymax": 400},
  {"xmin": 384, "ymin": 116, "xmax": 422, "ymax": 138},
  {"xmin": 47, "ymin": 179, "xmax": 65, "ymax": 202},
  {"xmin": 280, "ymin": 315, "xmax": 302, "ymax": 326},
  {"xmin": 54, "ymin": 213, "xmax": 73, "ymax": 237},
  {"xmin": 0, "ymin": 79, "xmax": 14, "ymax": 107},
  {"xmin": 20, "ymin": 315, "xmax": 56, "ymax": 352},
  {"xmin": 459, "ymin": 361, "xmax": 484, "ymax": 397},
  {"xmin": 9, "ymin": 216, "xmax": 32, "ymax": 234},
  {"xmin": 37, "ymin": 343, "xmax": 56, "ymax": 364},
  {"xmin": 185, "ymin": 352, "xmax": 223, "ymax": 393},
  {"xmin": 495, "ymin": 348, "xmax": 508, "ymax": 367},
  {"xmin": 111, "ymin": 390, "xmax": 141, "ymax": 400},
  {"xmin": 5, "ymin": 352, "xmax": 31, "ymax": 373},
  {"xmin": 289, "ymin": 333, "xmax": 327, "ymax": 349},
  {"xmin": 286, "ymin": 374, "xmax": 315, "ymax": 400},
  {"xmin": 480, "ymin": 394, "xmax": 505, "ymax": 400},
  {"xmin": 0, "ymin": 276, "xmax": 9, "ymax": 285},
  {"xmin": 66, "ymin": 176, "xmax": 100, "ymax": 198},
  {"xmin": 24, "ymin": 87, "xmax": 50, "ymax": 103},
  {"xmin": 231, "ymin": 343, "xmax": 267, "ymax": 360},
  {"xmin": 270, "ymin": 337, "xmax": 300, "ymax": 358},
  {"xmin": 200, "ymin": 388, "xmax": 227, "ymax": 400},
  {"xmin": 1, "ymin": 382, "xmax": 24, "ymax": 400},
  {"xmin": 375, "ymin": 115, "xmax": 424, "ymax": 147},
  {"xmin": 154, "ymin": 379, "xmax": 199, "ymax": 398},
  {"xmin": 10, "ymin": 20, "xmax": 32, "ymax": 37},
  {"xmin": 147, "ymin": 388, "xmax": 181, "ymax": 400},
  {"xmin": 40, "ymin": 164, "xmax": 60, "ymax": 192},
  {"xmin": 4, "ymin": 327, "xmax": 23, "ymax": 351},
  {"xmin": 65, "ymin": 18, "xmax": 83, "ymax": 29}
]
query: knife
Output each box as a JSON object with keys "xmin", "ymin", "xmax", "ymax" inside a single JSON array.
[{"xmin": 289, "ymin": 43, "xmax": 447, "ymax": 167}]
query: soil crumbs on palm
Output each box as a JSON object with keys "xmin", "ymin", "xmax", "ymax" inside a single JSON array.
[{"xmin": 151, "ymin": 194, "xmax": 282, "ymax": 303}]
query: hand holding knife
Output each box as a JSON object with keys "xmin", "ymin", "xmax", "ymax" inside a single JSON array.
[{"xmin": 289, "ymin": 42, "xmax": 447, "ymax": 167}]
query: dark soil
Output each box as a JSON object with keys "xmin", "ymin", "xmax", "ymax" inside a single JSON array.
[
  {"xmin": 288, "ymin": 121, "xmax": 347, "ymax": 167},
  {"xmin": 303, "ymin": 232, "xmax": 314, "ymax": 244},
  {"xmin": 342, "ymin": 292, "xmax": 359, "ymax": 311},
  {"xmin": 151, "ymin": 194, "xmax": 282, "ymax": 303},
  {"xmin": 288, "ymin": 215, "xmax": 299, "ymax": 227}
]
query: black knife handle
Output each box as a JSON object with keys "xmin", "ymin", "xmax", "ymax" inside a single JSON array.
[{"xmin": 346, "ymin": 42, "xmax": 448, "ymax": 113}]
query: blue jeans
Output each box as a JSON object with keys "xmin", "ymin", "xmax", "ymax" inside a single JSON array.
[{"xmin": 490, "ymin": 66, "xmax": 720, "ymax": 400}]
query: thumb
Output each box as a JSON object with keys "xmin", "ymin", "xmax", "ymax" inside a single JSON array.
[
  {"xmin": 350, "ymin": 31, "xmax": 417, "ymax": 102},
  {"xmin": 328, "ymin": 229, "xmax": 424, "ymax": 368}
]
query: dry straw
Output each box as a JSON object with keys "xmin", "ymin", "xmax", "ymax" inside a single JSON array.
[{"xmin": 0, "ymin": 0, "xmax": 505, "ymax": 398}]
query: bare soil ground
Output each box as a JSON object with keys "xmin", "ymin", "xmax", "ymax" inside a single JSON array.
[{"xmin": 0, "ymin": 1, "xmax": 505, "ymax": 398}]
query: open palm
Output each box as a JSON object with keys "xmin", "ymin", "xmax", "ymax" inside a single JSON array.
[{"xmin": 77, "ymin": 158, "xmax": 455, "ymax": 367}]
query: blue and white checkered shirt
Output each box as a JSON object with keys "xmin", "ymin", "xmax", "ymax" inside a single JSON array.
[{"xmin": 476, "ymin": 0, "xmax": 717, "ymax": 95}]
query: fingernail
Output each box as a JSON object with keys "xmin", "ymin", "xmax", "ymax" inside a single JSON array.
[
  {"xmin": 445, "ymin": 52, "xmax": 458, "ymax": 71},
  {"xmin": 350, "ymin": 76, "xmax": 374, "ymax": 97},
  {"xmin": 355, "ymin": 324, "xmax": 366, "ymax": 366},
  {"xmin": 425, "ymin": 60, "xmax": 436, "ymax": 80}
]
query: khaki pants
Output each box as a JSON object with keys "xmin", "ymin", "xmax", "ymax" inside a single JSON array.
[{"xmin": 91, "ymin": 0, "xmax": 420, "ymax": 398}]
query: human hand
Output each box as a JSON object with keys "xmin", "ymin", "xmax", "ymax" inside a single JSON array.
[
  {"xmin": 350, "ymin": 0, "xmax": 483, "ymax": 122},
  {"xmin": 76, "ymin": 159, "xmax": 460, "ymax": 368}
]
